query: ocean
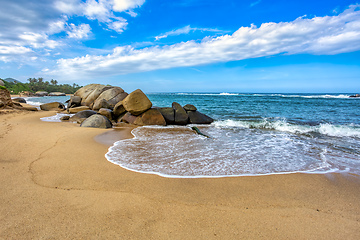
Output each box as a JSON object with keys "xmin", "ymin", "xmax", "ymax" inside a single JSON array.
[{"xmin": 30, "ymin": 93, "xmax": 360, "ymax": 178}]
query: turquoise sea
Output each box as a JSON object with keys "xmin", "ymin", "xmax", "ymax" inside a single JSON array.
[{"xmin": 29, "ymin": 93, "xmax": 360, "ymax": 178}]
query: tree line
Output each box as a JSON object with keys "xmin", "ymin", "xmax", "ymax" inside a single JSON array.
[{"xmin": 1, "ymin": 77, "xmax": 82, "ymax": 94}]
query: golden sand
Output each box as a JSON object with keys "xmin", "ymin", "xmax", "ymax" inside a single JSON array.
[{"xmin": 1, "ymin": 110, "xmax": 359, "ymax": 239}]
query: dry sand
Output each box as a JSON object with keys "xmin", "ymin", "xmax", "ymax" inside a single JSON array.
[{"xmin": 1, "ymin": 110, "xmax": 360, "ymax": 239}]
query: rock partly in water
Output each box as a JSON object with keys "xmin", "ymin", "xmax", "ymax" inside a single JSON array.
[
  {"xmin": 183, "ymin": 104, "xmax": 197, "ymax": 111},
  {"xmin": 172, "ymin": 102, "xmax": 189, "ymax": 125},
  {"xmin": 40, "ymin": 102, "xmax": 65, "ymax": 111},
  {"xmin": 12, "ymin": 97, "xmax": 26, "ymax": 103},
  {"xmin": 98, "ymin": 108, "xmax": 113, "ymax": 121},
  {"xmin": 49, "ymin": 92, "xmax": 66, "ymax": 96},
  {"xmin": 350, "ymin": 94, "xmax": 360, "ymax": 98},
  {"xmin": 68, "ymin": 106, "xmax": 91, "ymax": 113},
  {"xmin": 80, "ymin": 114, "xmax": 112, "ymax": 129},
  {"xmin": 122, "ymin": 89, "xmax": 152, "ymax": 116},
  {"xmin": 69, "ymin": 110, "xmax": 97, "ymax": 123},
  {"xmin": 133, "ymin": 108, "xmax": 166, "ymax": 126},
  {"xmin": 187, "ymin": 111, "xmax": 214, "ymax": 124},
  {"xmin": 158, "ymin": 107, "xmax": 175, "ymax": 125}
]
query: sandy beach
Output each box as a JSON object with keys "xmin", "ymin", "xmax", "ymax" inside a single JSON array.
[{"xmin": 1, "ymin": 110, "xmax": 360, "ymax": 239}]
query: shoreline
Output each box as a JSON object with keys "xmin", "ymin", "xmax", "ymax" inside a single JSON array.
[{"xmin": 1, "ymin": 110, "xmax": 360, "ymax": 239}]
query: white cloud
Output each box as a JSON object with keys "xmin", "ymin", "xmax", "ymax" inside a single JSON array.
[
  {"xmin": 113, "ymin": 0, "xmax": 146, "ymax": 12},
  {"xmin": 67, "ymin": 23, "xmax": 92, "ymax": 39},
  {"xmin": 48, "ymin": 5, "xmax": 360, "ymax": 79},
  {"xmin": 155, "ymin": 25, "xmax": 228, "ymax": 40},
  {"xmin": 55, "ymin": 0, "xmax": 145, "ymax": 32}
]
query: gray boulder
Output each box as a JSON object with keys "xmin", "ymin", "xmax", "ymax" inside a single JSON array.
[
  {"xmin": 187, "ymin": 111, "xmax": 214, "ymax": 124},
  {"xmin": 60, "ymin": 115, "xmax": 70, "ymax": 121},
  {"xmin": 0, "ymin": 80, "xmax": 4, "ymax": 86},
  {"xmin": 158, "ymin": 107, "xmax": 175, "ymax": 125},
  {"xmin": 172, "ymin": 102, "xmax": 188, "ymax": 125},
  {"xmin": 40, "ymin": 102, "xmax": 65, "ymax": 111},
  {"xmin": 80, "ymin": 114, "xmax": 112, "ymax": 129},
  {"xmin": 69, "ymin": 110, "xmax": 97, "ymax": 123},
  {"xmin": 122, "ymin": 89, "xmax": 152, "ymax": 115}
]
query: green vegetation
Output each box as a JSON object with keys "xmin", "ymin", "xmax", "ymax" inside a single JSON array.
[
  {"xmin": 0, "ymin": 85, "xmax": 6, "ymax": 90},
  {"xmin": 0, "ymin": 77, "xmax": 82, "ymax": 94}
]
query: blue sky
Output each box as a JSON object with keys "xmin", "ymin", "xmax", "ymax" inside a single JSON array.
[{"xmin": 0, "ymin": 0, "xmax": 359, "ymax": 93}]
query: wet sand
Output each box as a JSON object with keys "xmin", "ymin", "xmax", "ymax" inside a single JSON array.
[{"xmin": 1, "ymin": 110, "xmax": 360, "ymax": 239}]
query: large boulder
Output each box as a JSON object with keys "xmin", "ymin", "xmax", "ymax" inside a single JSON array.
[
  {"xmin": 12, "ymin": 97, "xmax": 26, "ymax": 103},
  {"xmin": 69, "ymin": 110, "xmax": 97, "ymax": 123},
  {"xmin": 133, "ymin": 108, "xmax": 166, "ymax": 126},
  {"xmin": 80, "ymin": 114, "xmax": 112, "ymax": 129},
  {"xmin": 74, "ymin": 84, "xmax": 101, "ymax": 100},
  {"xmin": 122, "ymin": 89, "xmax": 152, "ymax": 116},
  {"xmin": 81, "ymin": 85, "xmax": 113, "ymax": 107},
  {"xmin": 158, "ymin": 107, "xmax": 175, "ymax": 125},
  {"xmin": 0, "ymin": 80, "xmax": 4, "ymax": 86},
  {"xmin": 172, "ymin": 102, "xmax": 188, "ymax": 125},
  {"xmin": 187, "ymin": 111, "xmax": 214, "ymax": 124},
  {"xmin": 35, "ymin": 91, "xmax": 48, "ymax": 96},
  {"xmin": 49, "ymin": 92, "xmax": 66, "ymax": 96},
  {"xmin": 40, "ymin": 102, "xmax": 65, "ymax": 111},
  {"xmin": 67, "ymin": 96, "xmax": 82, "ymax": 109},
  {"xmin": 92, "ymin": 99, "xmax": 110, "ymax": 110},
  {"xmin": 68, "ymin": 106, "xmax": 91, "ymax": 113},
  {"xmin": 92, "ymin": 87, "xmax": 127, "ymax": 110}
]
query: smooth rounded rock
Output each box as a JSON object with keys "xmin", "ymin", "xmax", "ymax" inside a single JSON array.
[
  {"xmin": 80, "ymin": 114, "xmax": 112, "ymax": 129},
  {"xmin": 172, "ymin": 102, "xmax": 188, "ymax": 125},
  {"xmin": 122, "ymin": 89, "xmax": 152, "ymax": 116}
]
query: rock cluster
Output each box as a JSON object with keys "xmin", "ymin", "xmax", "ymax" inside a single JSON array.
[{"xmin": 40, "ymin": 84, "xmax": 214, "ymax": 129}]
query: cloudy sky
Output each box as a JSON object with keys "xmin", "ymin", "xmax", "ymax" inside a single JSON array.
[{"xmin": 0, "ymin": 0, "xmax": 359, "ymax": 92}]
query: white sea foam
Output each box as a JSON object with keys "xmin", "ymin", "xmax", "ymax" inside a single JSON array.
[
  {"xmin": 219, "ymin": 92, "xmax": 239, "ymax": 96},
  {"xmin": 105, "ymin": 126, "xmax": 360, "ymax": 178},
  {"xmin": 40, "ymin": 113, "xmax": 74, "ymax": 122},
  {"xmin": 213, "ymin": 119, "xmax": 360, "ymax": 138}
]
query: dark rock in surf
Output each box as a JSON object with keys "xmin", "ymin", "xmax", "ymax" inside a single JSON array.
[
  {"xmin": 172, "ymin": 102, "xmax": 188, "ymax": 125},
  {"xmin": 187, "ymin": 111, "xmax": 214, "ymax": 124},
  {"xmin": 158, "ymin": 107, "xmax": 175, "ymax": 125}
]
